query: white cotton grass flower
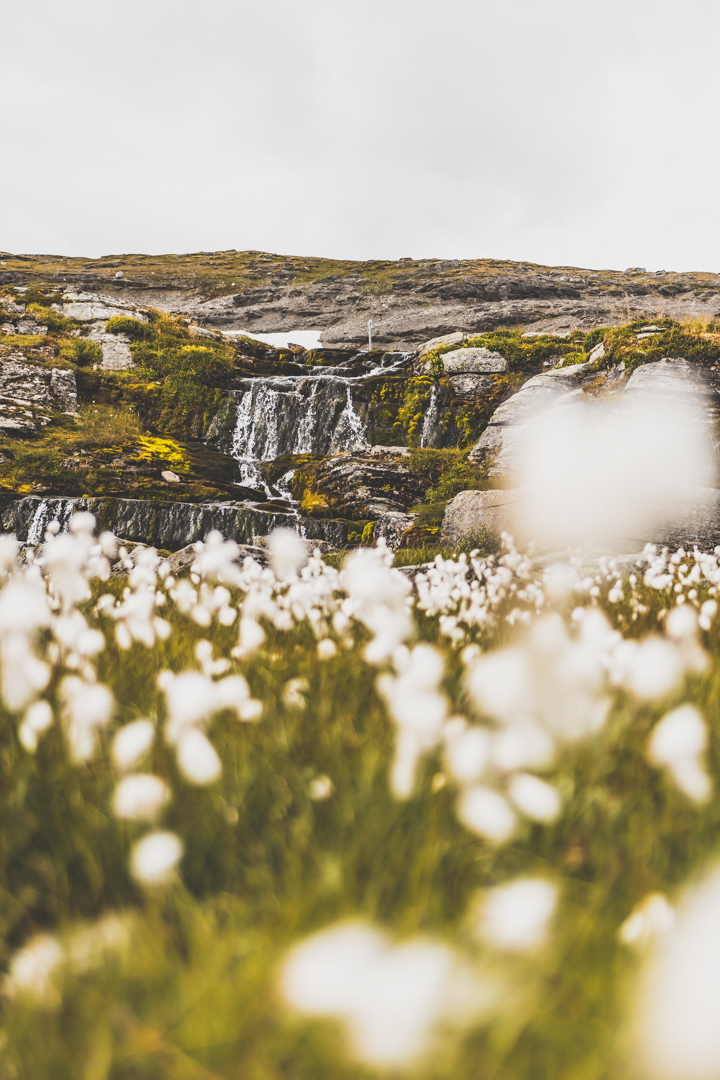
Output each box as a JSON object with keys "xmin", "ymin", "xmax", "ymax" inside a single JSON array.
[
  {"xmin": 283, "ymin": 677, "xmax": 308, "ymax": 709},
  {"xmin": 6, "ymin": 934, "xmax": 64, "ymax": 1003},
  {"xmin": 317, "ymin": 638, "xmax": 337, "ymax": 659},
  {"xmin": 478, "ymin": 878, "xmax": 558, "ymax": 952},
  {"xmin": 176, "ymin": 727, "xmax": 222, "ymax": 785},
  {"xmin": 634, "ymin": 866, "xmax": 720, "ymax": 1080},
  {"xmin": 377, "ymin": 645, "xmax": 448, "ymax": 799},
  {"xmin": 268, "ymin": 528, "xmax": 307, "ymax": 580},
  {"xmin": 647, "ymin": 705, "xmax": 711, "ymax": 803},
  {"xmin": 457, "ymin": 786, "xmax": 517, "ymax": 844},
  {"xmin": 18, "ymin": 698, "xmax": 54, "ymax": 752},
  {"xmin": 444, "ymin": 724, "xmax": 490, "ymax": 786},
  {"xmin": 113, "ymin": 774, "xmax": 167, "ymax": 821},
  {"xmin": 130, "ymin": 831, "xmax": 183, "ymax": 886},
  {"xmin": 309, "ymin": 775, "xmax": 334, "ymax": 801},
  {"xmin": 620, "ymin": 893, "xmax": 676, "ymax": 948},
  {"xmin": 624, "ymin": 637, "xmax": 687, "ymax": 701},
  {"xmin": 59, "ymin": 676, "xmax": 114, "ymax": 762},
  {"xmin": 508, "ymin": 773, "xmax": 562, "ymax": 823},
  {"xmin": 112, "ymin": 719, "xmax": 155, "ymax": 772},
  {"xmin": 280, "ymin": 920, "xmax": 491, "ymax": 1067}
]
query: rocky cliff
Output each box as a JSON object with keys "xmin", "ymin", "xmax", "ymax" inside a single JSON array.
[{"xmin": 1, "ymin": 251, "xmax": 719, "ymax": 559}]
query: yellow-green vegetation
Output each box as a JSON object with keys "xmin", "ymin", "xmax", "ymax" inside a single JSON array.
[
  {"xmin": 598, "ymin": 318, "xmax": 720, "ymax": 372},
  {"xmin": 402, "ymin": 449, "xmax": 493, "ymax": 547},
  {"xmin": 135, "ymin": 436, "xmax": 188, "ymax": 471}
]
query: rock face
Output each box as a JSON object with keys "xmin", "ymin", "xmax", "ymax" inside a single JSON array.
[
  {"xmin": 468, "ymin": 364, "xmax": 592, "ymax": 473},
  {"xmin": 373, "ymin": 511, "xmax": 416, "ymax": 550},
  {"xmin": 0, "ymin": 359, "xmax": 77, "ymax": 432},
  {"xmin": 0, "ymin": 496, "xmax": 356, "ymax": 550},
  {"xmin": 441, "ymin": 489, "xmax": 523, "ymax": 547}
]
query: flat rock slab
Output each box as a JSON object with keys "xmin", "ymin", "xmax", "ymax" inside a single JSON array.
[
  {"xmin": 60, "ymin": 302, "xmax": 147, "ymax": 322},
  {"xmin": 418, "ymin": 331, "xmax": 464, "ymax": 356},
  {"xmin": 86, "ymin": 325, "xmax": 134, "ymax": 371},
  {"xmin": 441, "ymin": 347, "xmax": 507, "ymax": 374}
]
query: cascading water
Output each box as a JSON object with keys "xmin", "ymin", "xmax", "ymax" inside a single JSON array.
[
  {"xmin": 26, "ymin": 497, "xmax": 78, "ymax": 544},
  {"xmin": 225, "ymin": 374, "xmax": 369, "ymax": 490},
  {"xmin": 420, "ymin": 384, "xmax": 439, "ymax": 448}
]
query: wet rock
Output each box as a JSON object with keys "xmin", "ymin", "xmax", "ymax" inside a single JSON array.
[
  {"xmin": 0, "ymin": 359, "xmax": 78, "ymax": 433},
  {"xmin": 441, "ymin": 489, "xmax": 522, "ymax": 547},
  {"xmin": 312, "ymin": 450, "xmax": 428, "ymax": 519},
  {"xmin": 0, "ymin": 495, "xmax": 358, "ymax": 550}
]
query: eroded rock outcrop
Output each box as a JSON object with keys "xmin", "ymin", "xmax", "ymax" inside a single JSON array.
[{"xmin": 0, "ymin": 359, "xmax": 77, "ymax": 432}]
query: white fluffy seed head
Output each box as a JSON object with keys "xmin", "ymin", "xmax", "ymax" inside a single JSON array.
[
  {"xmin": 112, "ymin": 719, "xmax": 154, "ymax": 772},
  {"xmin": 508, "ymin": 773, "xmax": 562, "ymax": 823},
  {"xmin": 479, "ymin": 878, "xmax": 558, "ymax": 951},
  {"xmin": 113, "ymin": 774, "xmax": 167, "ymax": 821},
  {"xmin": 457, "ymin": 786, "xmax": 517, "ymax": 844},
  {"xmin": 176, "ymin": 728, "xmax": 222, "ymax": 785},
  {"xmin": 130, "ymin": 831, "xmax": 183, "ymax": 885}
]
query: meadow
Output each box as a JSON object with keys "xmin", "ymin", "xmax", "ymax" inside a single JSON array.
[{"xmin": 0, "ymin": 515, "xmax": 717, "ymax": 1079}]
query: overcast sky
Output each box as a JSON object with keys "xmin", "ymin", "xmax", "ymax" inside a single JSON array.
[{"xmin": 1, "ymin": 0, "xmax": 718, "ymax": 271}]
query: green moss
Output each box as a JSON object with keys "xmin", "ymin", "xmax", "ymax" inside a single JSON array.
[
  {"xmin": 398, "ymin": 377, "xmax": 434, "ymax": 446},
  {"xmin": 59, "ymin": 339, "xmax": 103, "ymax": 367},
  {"xmin": 25, "ymin": 303, "xmax": 75, "ymax": 334},
  {"xmin": 105, "ymin": 315, "xmax": 154, "ymax": 341}
]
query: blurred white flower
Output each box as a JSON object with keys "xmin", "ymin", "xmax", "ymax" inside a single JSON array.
[
  {"xmin": 620, "ymin": 893, "xmax": 675, "ymax": 948},
  {"xmin": 59, "ymin": 677, "xmax": 114, "ymax": 762},
  {"xmin": 478, "ymin": 878, "xmax": 558, "ymax": 951},
  {"xmin": 268, "ymin": 529, "xmax": 307, "ymax": 580},
  {"xmin": 457, "ymin": 786, "xmax": 517, "ymax": 844},
  {"xmin": 444, "ymin": 725, "xmax": 490, "ymax": 785},
  {"xmin": 281, "ymin": 920, "xmax": 489, "ymax": 1067},
  {"xmin": 113, "ymin": 774, "xmax": 167, "ymax": 821},
  {"xmin": 176, "ymin": 727, "xmax": 222, "ymax": 785},
  {"xmin": 635, "ymin": 866, "xmax": 720, "ymax": 1080},
  {"xmin": 130, "ymin": 831, "xmax": 183, "ymax": 885},
  {"xmin": 623, "ymin": 638, "xmax": 686, "ymax": 701},
  {"xmin": 508, "ymin": 773, "xmax": 562, "ymax": 823},
  {"xmin": 18, "ymin": 699, "xmax": 54, "ymax": 752},
  {"xmin": 112, "ymin": 719, "xmax": 155, "ymax": 772},
  {"xmin": 378, "ymin": 645, "xmax": 447, "ymax": 799},
  {"xmin": 7, "ymin": 934, "xmax": 64, "ymax": 1002},
  {"xmin": 310, "ymin": 775, "xmax": 334, "ymax": 801},
  {"xmin": 283, "ymin": 677, "xmax": 308, "ymax": 709},
  {"xmin": 317, "ymin": 638, "xmax": 337, "ymax": 659},
  {"xmin": 648, "ymin": 705, "xmax": 711, "ymax": 803}
]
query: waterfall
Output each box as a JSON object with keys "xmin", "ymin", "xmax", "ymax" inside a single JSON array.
[
  {"xmin": 330, "ymin": 385, "xmax": 369, "ymax": 453},
  {"xmin": 420, "ymin": 384, "xmax": 439, "ymax": 448},
  {"xmin": 225, "ymin": 376, "xmax": 369, "ymax": 484},
  {"xmin": 26, "ymin": 497, "xmax": 77, "ymax": 544}
]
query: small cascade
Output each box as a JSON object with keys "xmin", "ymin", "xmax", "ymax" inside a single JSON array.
[
  {"xmin": 26, "ymin": 497, "xmax": 77, "ymax": 544},
  {"xmin": 420, "ymin": 384, "xmax": 439, "ymax": 448},
  {"xmin": 330, "ymin": 385, "xmax": 369, "ymax": 453},
  {"xmin": 224, "ymin": 375, "xmax": 369, "ymax": 485}
]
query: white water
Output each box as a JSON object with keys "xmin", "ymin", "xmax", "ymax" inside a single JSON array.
[
  {"xmin": 420, "ymin": 384, "xmax": 439, "ymax": 448},
  {"xmin": 331, "ymin": 385, "xmax": 369, "ymax": 453}
]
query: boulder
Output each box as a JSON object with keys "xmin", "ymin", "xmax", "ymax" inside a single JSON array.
[
  {"xmin": 0, "ymin": 359, "xmax": 77, "ymax": 433},
  {"xmin": 441, "ymin": 489, "xmax": 522, "ymax": 548},
  {"xmin": 418, "ymin": 331, "xmax": 464, "ymax": 357},
  {"xmin": 448, "ymin": 373, "xmax": 495, "ymax": 397},
  {"xmin": 312, "ymin": 450, "xmax": 429, "ymax": 519},
  {"xmin": 373, "ymin": 511, "xmax": 416, "ymax": 550},
  {"xmin": 468, "ymin": 364, "xmax": 592, "ymax": 473}
]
